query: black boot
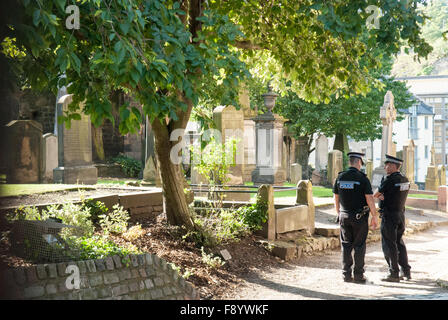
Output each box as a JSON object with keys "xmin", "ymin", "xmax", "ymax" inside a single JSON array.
[
  {"xmin": 343, "ymin": 275, "xmax": 353, "ymax": 282},
  {"xmin": 400, "ymin": 270, "xmax": 411, "ymax": 280},
  {"xmin": 353, "ymin": 274, "xmax": 367, "ymax": 284},
  {"xmin": 382, "ymin": 274, "xmax": 400, "ymax": 282}
]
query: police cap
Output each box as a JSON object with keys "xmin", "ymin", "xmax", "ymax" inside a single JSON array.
[
  {"xmin": 347, "ymin": 152, "xmax": 365, "ymax": 165},
  {"xmin": 384, "ymin": 154, "xmax": 403, "ymax": 165}
]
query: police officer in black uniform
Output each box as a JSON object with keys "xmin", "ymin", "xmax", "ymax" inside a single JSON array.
[
  {"xmin": 374, "ymin": 154, "xmax": 412, "ymax": 282},
  {"xmin": 333, "ymin": 152, "xmax": 378, "ymax": 283}
]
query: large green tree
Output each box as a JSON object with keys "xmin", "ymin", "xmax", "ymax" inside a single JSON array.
[
  {"xmin": 1, "ymin": 0, "xmax": 432, "ymax": 229},
  {"xmin": 271, "ymin": 56, "xmax": 415, "ymax": 170}
]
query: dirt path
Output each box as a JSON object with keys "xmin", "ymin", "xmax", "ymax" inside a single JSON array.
[{"xmin": 222, "ymin": 225, "xmax": 448, "ymax": 300}]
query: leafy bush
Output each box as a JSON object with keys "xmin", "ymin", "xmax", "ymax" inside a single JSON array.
[
  {"xmin": 110, "ymin": 155, "xmax": 142, "ymax": 178},
  {"xmin": 98, "ymin": 204, "xmax": 130, "ymax": 235},
  {"xmin": 66, "ymin": 235, "xmax": 140, "ymax": 260},
  {"xmin": 12, "ymin": 203, "xmax": 95, "ymax": 237},
  {"xmin": 122, "ymin": 224, "xmax": 146, "ymax": 242},
  {"xmin": 201, "ymin": 246, "xmax": 225, "ymax": 269},
  {"xmin": 83, "ymin": 199, "xmax": 109, "ymax": 224},
  {"xmin": 235, "ymin": 197, "xmax": 268, "ymax": 231}
]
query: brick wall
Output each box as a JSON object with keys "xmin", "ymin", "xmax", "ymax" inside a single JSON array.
[{"xmin": 0, "ymin": 253, "xmax": 199, "ymax": 300}]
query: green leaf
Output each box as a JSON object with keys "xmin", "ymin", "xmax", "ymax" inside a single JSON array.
[
  {"xmin": 70, "ymin": 52, "xmax": 81, "ymax": 74},
  {"xmin": 33, "ymin": 9, "xmax": 40, "ymax": 26}
]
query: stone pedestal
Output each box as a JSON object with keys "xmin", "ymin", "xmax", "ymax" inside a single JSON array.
[
  {"xmin": 142, "ymin": 118, "xmax": 161, "ymax": 187},
  {"xmin": 366, "ymin": 160, "xmax": 373, "ymax": 181},
  {"xmin": 438, "ymin": 165, "xmax": 446, "ymax": 186},
  {"xmin": 251, "ymin": 112, "xmax": 286, "ymax": 185},
  {"xmin": 53, "ymin": 94, "xmax": 97, "ymax": 184}
]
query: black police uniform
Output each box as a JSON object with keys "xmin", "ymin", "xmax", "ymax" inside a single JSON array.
[
  {"xmin": 333, "ymin": 166, "xmax": 373, "ymax": 280},
  {"xmin": 378, "ymin": 171, "xmax": 411, "ymax": 278}
]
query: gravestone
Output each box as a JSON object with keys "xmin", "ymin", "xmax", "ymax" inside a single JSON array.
[
  {"xmin": 327, "ymin": 150, "xmax": 343, "ymax": 186},
  {"xmin": 213, "ymin": 105, "xmax": 248, "ymax": 201},
  {"xmin": 315, "ymin": 135, "xmax": 328, "ymax": 171},
  {"xmin": 372, "ymin": 91, "xmax": 397, "ymax": 190},
  {"xmin": 290, "ymin": 163, "xmax": 302, "ymax": 184},
  {"xmin": 366, "ymin": 160, "xmax": 373, "ymax": 181},
  {"xmin": 240, "ymin": 87, "xmax": 257, "ymax": 182},
  {"xmin": 53, "ymin": 95, "xmax": 98, "ymax": 184},
  {"xmin": 311, "ymin": 169, "xmax": 322, "ymax": 186},
  {"xmin": 438, "ymin": 165, "xmax": 446, "ymax": 186},
  {"xmin": 4, "ymin": 120, "xmax": 43, "ymax": 183},
  {"xmin": 401, "ymin": 140, "xmax": 418, "ymax": 190},
  {"xmin": 42, "ymin": 133, "xmax": 58, "ymax": 183},
  {"xmin": 142, "ymin": 118, "xmax": 161, "ymax": 186},
  {"xmin": 425, "ymin": 146, "xmax": 439, "ymax": 191}
]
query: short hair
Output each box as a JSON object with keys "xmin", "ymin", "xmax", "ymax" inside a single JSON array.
[{"xmin": 349, "ymin": 157, "xmax": 361, "ymax": 165}]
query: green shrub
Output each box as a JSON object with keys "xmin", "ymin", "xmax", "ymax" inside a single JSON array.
[
  {"xmin": 235, "ymin": 196, "xmax": 268, "ymax": 231},
  {"xmin": 66, "ymin": 235, "xmax": 140, "ymax": 260},
  {"xmin": 110, "ymin": 155, "xmax": 142, "ymax": 178},
  {"xmin": 98, "ymin": 204, "xmax": 130, "ymax": 235},
  {"xmin": 83, "ymin": 199, "xmax": 109, "ymax": 224},
  {"xmin": 201, "ymin": 246, "xmax": 225, "ymax": 269}
]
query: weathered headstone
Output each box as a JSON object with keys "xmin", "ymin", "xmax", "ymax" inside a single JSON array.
[
  {"xmin": 372, "ymin": 91, "xmax": 397, "ymax": 190},
  {"xmin": 315, "ymin": 135, "xmax": 328, "ymax": 171},
  {"xmin": 142, "ymin": 118, "xmax": 161, "ymax": 186},
  {"xmin": 42, "ymin": 133, "xmax": 58, "ymax": 183},
  {"xmin": 425, "ymin": 146, "xmax": 439, "ymax": 191},
  {"xmin": 290, "ymin": 163, "xmax": 302, "ymax": 184},
  {"xmin": 240, "ymin": 87, "xmax": 257, "ymax": 182},
  {"xmin": 311, "ymin": 169, "xmax": 322, "ymax": 186},
  {"xmin": 366, "ymin": 160, "xmax": 373, "ymax": 181},
  {"xmin": 438, "ymin": 165, "xmax": 446, "ymax": 186},
  {"xmin": 5, "ymin": 120, "xmax": 43, "ymax": 183},
  {"xmin": 53, "ymin": 94, "xmax": 98, "ymax": 184},
  {"xmin": 213, "ymin": 105, "xmax": 249, "ymax": 201},
  {"xmin": 327, "ymin": 150, "xmax": 343, "ymax": 186},
  {"xmin": 401, "ymin": 140, "xmax": 418, "ymax": 190}
]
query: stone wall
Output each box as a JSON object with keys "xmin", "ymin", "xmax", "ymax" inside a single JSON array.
[
  {"xmin": 0, "ymin": 253, "xmax": 199, "ymax": 300},
  {"xmin": 17, "ymin": 89, "xmax": 56, "ymax": 134}
]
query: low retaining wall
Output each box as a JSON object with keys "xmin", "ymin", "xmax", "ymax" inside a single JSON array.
[
  {"xmin": 0, "ymin": 190, "xmax": 164, "ymax": 221},
  {"xmin": 0, "ymin": 253, "xmax": 199, "ymax": 300},
  {"xmin": 406, "ymin": 197, "xmax": 438, "ymax": 210}
]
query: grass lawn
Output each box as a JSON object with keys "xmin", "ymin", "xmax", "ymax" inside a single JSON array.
[
  {"xmin": 97, "ymin": 179, "xmax": 128, "ymax": 185},
  {"xmin": 407, "ymin": 193, "xmax": 438, "ymax": 199},
  {"xmin": 244, "ymin": 182, "xmax": 333, "ymax": 199},
  {"xmin": 0, "ymin": 184, "xmax": 94, "ymax": 197}
]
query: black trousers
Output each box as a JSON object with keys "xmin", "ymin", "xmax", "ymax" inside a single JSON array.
[
  {"xmin": 339, "ymin": 213, "xmax": 369, "ymax": 277},
  {"xmin": 380, "ymin": 213, "xmax": 411, "ymax": 276}
]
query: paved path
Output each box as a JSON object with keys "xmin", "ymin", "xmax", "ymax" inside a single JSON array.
[{"xmin": 225, "ymin": 224, "xmax": 448, "ymax": 300}]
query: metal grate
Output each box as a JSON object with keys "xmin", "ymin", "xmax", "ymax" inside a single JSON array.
[{"xmin": 10, "ymin": 218, "xmax": 81, "ymax": 263}]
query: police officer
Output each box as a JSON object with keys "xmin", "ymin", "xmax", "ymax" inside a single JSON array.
[
  {"xmin": 333, "ymin": 152, "xmax": 378, "ymax": 283},
  {"xmin": 374, "ymin": 154, "xmax": 412, "ymax": 282}
]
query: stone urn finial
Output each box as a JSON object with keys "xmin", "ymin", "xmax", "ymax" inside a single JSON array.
[{"xmin": 262, "ymin": 82, "xmax": 278, "ymax": 114}]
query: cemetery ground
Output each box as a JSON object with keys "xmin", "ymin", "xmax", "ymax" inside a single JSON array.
[{"xmin": 1, "ymin": 181, "xmax": 447, "ymax": 300}]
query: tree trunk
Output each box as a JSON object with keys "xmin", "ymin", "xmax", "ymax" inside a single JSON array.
[
  {"xmin": 151, "ymin": 118, "xmax": 195, "ymax": 229},
  {"xmin": 333, "ymin": 132, "xmax": 349, "ymax": 153},
  {"xmin": 295, "ymin": 136, "xmax": 313, "ymax": 179}
]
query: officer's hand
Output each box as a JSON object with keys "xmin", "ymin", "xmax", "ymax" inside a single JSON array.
[{"xmin": 370, "ymin": 216, "xmax": 378, "ymax": 230}]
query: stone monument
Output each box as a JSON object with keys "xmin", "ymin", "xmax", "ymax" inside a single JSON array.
[
  {"xmin": 213, "ymin": 105, "xmax": 248, "ymax": 201},
  {"xmin": 438, "ymin": 165, "xmax": 446, "ymax": 187},
  {"xmin": 401, "ymin": 140, "xmax": 418, "ymax": 190},
  {"xmin": 42, "ymin": 133, "xmax": 58, "ymax": 183},
  {"xmin": 371, "ymin": 91, "xmax": 397, "ymax": 190},
  {"xmin": 4, "ymin": 120, "xmax": 43, "ymax": 183},
  {"xmin": 290, "ymin": 163, "xmax": 302, "ymax": 185},
  {"xmin": 327, "ymin": 150, "xmax": 343, "ymax": 186},
  {"xmin": 142, "ymin": 118, "xmax": 161, "ymax": 186},
  {"xmin": 252, "ymin": 85, "xmax": 287, "ymax": 185},
  {"xmin": 425, "ymin": 146, "xmax": 439, "ymax": 191},
  {"xmin": 366, "ymin": 160, "xmax": 373, "ymax": 181},
  {"xmin": 53, "ymin": 94, "xmax": 98, "ymax": 184},
  {"xmin": 315, "ymin": 135, "xmax": 328, "ymax": 171}
]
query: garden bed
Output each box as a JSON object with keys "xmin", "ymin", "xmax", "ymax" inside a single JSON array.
[{"xmin": 0, "ymin": 189, "xmax": 283, "ymax": 300}]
